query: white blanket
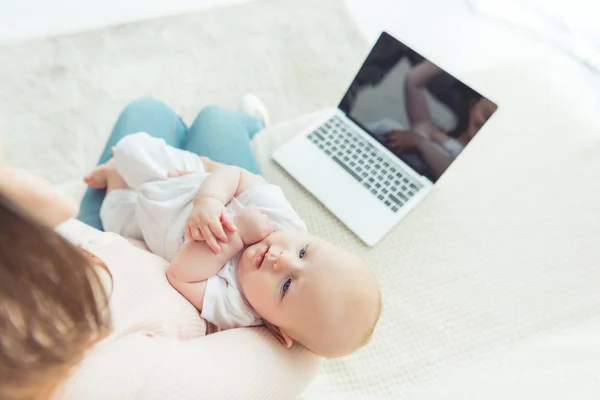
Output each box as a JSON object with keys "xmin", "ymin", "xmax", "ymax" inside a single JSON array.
[
  {"xmin": 251, "ymin": 66, "xmax": 600, "ymax": 399},
  {"xmin": 3, "ymin": 0, "xmax": 600, "ymax": 396}
]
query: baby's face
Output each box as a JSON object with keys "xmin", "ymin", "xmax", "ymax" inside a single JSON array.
[{"xmin": 237, "ymin": 230, "xmax": 380, "ymax": 357}]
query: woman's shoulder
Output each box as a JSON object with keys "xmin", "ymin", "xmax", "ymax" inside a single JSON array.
[
  {"xmin": 55, "ymin": 219, "xmax": 208, "ymax": 341},
  {"xmin": 58, "ymin": 334, "xmax": 163, "ymax": 400},
  {"xmin": 59, "ymin": 328, "xmax": 319, "ymax": 400},
  {"xmin": 55, "ymin": 218, "xmax": 104, "ymax": 243}
]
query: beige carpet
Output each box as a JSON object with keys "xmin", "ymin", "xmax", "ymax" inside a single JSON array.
[{"xmin": 0, "ymin": 0, "xmax": 368, "ymax": 202}]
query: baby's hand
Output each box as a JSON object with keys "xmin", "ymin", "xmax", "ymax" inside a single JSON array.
[
  {"xmin": 235, "ymin": 206, "xmax": 274, "ymax": 245},
  {"xmin": 186, "ymin": 197, "xmax": 236, "ymax": 253}
]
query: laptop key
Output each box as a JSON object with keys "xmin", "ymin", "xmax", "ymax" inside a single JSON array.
[
  {"xmin": 398, "ymin": 192, "xmax": 409, "ymax": 202},
  {"xmin": 332, "ymin": 156, "xmax": 362, "ymax": 182},
  {"xmin": 389, "ymin": 194, "xmax": 404, "ymax": 207},
  {"xmin": 313, "ymin": 131, "xmax": 326, "ymax": 141}
]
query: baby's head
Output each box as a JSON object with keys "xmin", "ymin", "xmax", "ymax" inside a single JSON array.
[{"xmin": 237, "ymin": 230, "xmax": 381, "ymax": 358}]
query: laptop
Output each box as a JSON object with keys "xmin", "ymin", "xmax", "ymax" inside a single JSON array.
[{"xmin": 272, "ymin": 31, "xmax": 499, "ymax": 246}]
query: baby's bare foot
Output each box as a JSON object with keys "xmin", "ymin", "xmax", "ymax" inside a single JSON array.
[{"xmin": 84, "ymin": 158, "xmax": 115, "ymax": 189}]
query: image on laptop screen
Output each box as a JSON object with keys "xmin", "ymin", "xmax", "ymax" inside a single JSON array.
[{"xmin": 339, "ymin": 32, "xmax": 498, "ymax": 183}]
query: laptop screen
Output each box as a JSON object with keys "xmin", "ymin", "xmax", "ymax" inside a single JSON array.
[{"xmin": 338, "ymin": 32, "xmax": 498, "ymax": 183}]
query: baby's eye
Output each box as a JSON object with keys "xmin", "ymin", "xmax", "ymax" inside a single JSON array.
[
  {"xmin": 282, "ymin": 279, "xmax": 292, "ymax": 295},
  {"xmin": 299, "ymin": 246, "xmax": 308, "ymax": 259}
]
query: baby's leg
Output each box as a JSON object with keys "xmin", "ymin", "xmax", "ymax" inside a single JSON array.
[
  {"xmin": 84, "ymin": 158, "xmax": 127, "ymax": 191},
  {"xmin": 89, "ymin": 160, "xmax": 143, "ymax": 239},
  {"xmin": 112, "ymin": 132, "xmax": 205, "ymax": 191}
]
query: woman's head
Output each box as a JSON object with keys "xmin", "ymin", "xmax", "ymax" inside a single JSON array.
[
  {"xmin": 465, "ymin": 97, "xmax": 497, "ymax": 139},
  {"xmin": 442, "ymin": 80, "xmax": 496, "ymax": 140},
  {"xmin": 0, "ymin": 193, "xmax": 110, "ymax": 400}
]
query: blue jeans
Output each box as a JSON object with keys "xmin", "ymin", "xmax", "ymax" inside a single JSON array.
[{"xmin": 77, "ymin": 98, "xmax": 264, "ymax": 230}]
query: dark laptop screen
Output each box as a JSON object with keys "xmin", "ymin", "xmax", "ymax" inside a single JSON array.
[{"xmin": 339, "ymin": 32, "xmax": 498, "ymax": 183}]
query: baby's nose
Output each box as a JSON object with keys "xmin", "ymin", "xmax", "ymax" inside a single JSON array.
[{"xmin": 271, "ymin": 250, "xmax": 288, "ymax": 272}]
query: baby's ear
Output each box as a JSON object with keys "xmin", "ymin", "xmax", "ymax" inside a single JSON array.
[{"xmin": 264, "ymin": 321, "xmax": 293, "ymax": 348}]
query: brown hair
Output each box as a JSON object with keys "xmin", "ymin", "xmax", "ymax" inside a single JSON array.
[{"xmin": 0, "ymin": 192, "xmax": 111, "ymax": 400}]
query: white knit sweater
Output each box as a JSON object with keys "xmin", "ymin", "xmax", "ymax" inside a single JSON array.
[{"xmin": 54, "ymin": 219, "xmax": 319, "ymax": 400}]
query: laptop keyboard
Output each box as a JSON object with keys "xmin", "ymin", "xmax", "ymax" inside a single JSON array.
[{"xmin": 306, "ymin": 115, "xmax": 424, "ymax": 213}]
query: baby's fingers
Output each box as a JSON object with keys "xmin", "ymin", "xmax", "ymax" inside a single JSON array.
[
  {"xmin": 209, "ymin": 218, "xmax": 228, "ymax": 243},
  {"xmin": 191, "ymin": 226, "xmax": 204, "ymax": 241},
  {"xmin": 221, "ymin": 210, "xmax": 237, "ymax": 232},
  {"xmin": 201, "ymin": 225, "xmax": 220, "ymax": 253}
]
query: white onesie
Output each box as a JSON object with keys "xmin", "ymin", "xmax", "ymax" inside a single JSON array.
[{"xmin": 99, "ymin": 132, "xmax": 307, "ymax": 330}]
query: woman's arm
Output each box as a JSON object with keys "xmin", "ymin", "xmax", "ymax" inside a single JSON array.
[
  {"xmin": 0, "ymin": 165, "xmax": 77, "ymax": 229},
  {"xmin": 147, "ymin": 329, "xmax": 320, "ymax": 399},
  {"xmin": 61, "ymin": 329, "xmax": 320, "ymax": 400},
  {"xmin": 383, "ymin": 130, "xmax": 453, "ymax": 180},
  {"xmin": 404, "ymin": 60, "xmax": 443, "ymax": 129},
  {"xmin": 416, "ymin": 139, "xmax": 454, "ymax": 180}
]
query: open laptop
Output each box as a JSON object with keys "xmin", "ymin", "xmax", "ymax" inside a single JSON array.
[{"xmin": 272, "ymin": 31, "xmax": 498, "ymax": 246}]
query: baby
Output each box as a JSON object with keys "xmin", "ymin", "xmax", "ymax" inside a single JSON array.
[{"xmin": 85, "ymin": 132, "xmax": 381, "ymax": 358}]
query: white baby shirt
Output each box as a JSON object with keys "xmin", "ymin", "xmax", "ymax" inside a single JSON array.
[{"xmin": 105, "ymin": 132, "xmax": 308, "ymax": 330}]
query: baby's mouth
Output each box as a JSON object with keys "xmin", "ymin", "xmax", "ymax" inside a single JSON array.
[{"xmin": 255, "ymin": 245, "xmax": 270, "ymax": 269}]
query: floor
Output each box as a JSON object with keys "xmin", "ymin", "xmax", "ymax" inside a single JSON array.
[{"xmin": 1, "ymin": 0, "xmax": 599, "ymax": 123}]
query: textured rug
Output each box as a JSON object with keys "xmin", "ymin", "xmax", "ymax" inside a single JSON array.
[{"xmin": 0, "ymin": 0, "xmax": 368, "ymax": 201}]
